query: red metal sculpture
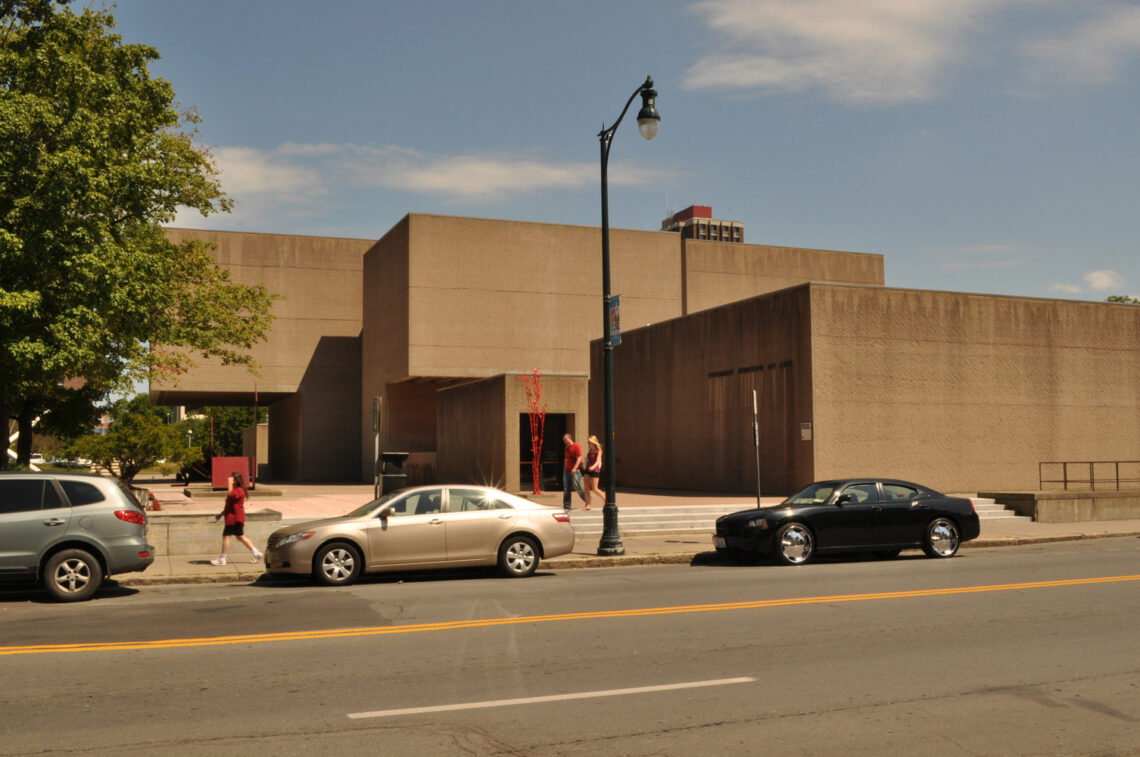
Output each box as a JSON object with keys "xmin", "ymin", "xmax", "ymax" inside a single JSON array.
[{"xmin": 522, "ymin": 369, "xmax": 547, "ymax": 494}]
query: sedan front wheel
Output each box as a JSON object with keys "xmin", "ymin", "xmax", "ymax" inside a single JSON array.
[
  {"xmin": 313, "ymin": 542, "xmax": 362, "ymax": 586},
  {"xmin": 773, "ymin": 522, "xmax": 814, "ymax": 566},
  {"xmin": 923, "ymin": 518, "xmax": 960, "ymax": 558}
]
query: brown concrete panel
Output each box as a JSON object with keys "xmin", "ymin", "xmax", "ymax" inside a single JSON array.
[
  {"xmin": 809, "ymin": 286, "xmax": 1140, "ymax": 493},
  {"xmin": 592, "ymin": 287, "xmax": 815, "ymax": 494},
  {"xmin": 154, "ymin": 228, "xmax": 371, "ymax": 402},
  {"xmin": 437, "ymin": 376, "xmax": 508, "ymax": 488},
  {"xmin": 683, "ymin": 239, "xmax": 884, "ymax": 316},
  {"xmin": 267, "ymin": 396, "xmax": 302, "ymax": 481},
  {"xmin": 402, "ymin": 215, "xmax": 682, "ymax": 378},
  {"xmin": 361, "ymin": 218, "xmax": 412, "ymax": 477}
]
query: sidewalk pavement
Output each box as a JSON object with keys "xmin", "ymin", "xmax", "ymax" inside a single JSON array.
[{"xmin": 122, "ymin": 478, "xmax": 1140, "ymax": 587}]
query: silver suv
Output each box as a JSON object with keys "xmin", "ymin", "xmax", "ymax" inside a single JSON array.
[{"xmin": 0, "ymin": 472, "xmax": 155, "ymax": 601}]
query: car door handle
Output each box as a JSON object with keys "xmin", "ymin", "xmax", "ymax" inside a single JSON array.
[
  {"xmin": 497, "ymin": 513, "xmax": 513, "ymax": 519},
  {"xmin": 43, "ymin": 518, "xmax": 67, "ymax": 527},
  {"xmin": 428, "ymin": 518, "xmax": 443, "ymax": 525}
]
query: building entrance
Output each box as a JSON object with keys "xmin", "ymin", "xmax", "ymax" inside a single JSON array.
[{"xmin": 519, "ymin": 413, "xmax": 569, "ymax": 493}]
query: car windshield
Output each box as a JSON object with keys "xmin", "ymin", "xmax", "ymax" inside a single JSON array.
[
  {"xmin": 784, "ymin": 482, "xmax": 839, "ymax": 505},
  {"xmin": 345, "ymin": 490, "xmax": 405, "ymax": 518}
]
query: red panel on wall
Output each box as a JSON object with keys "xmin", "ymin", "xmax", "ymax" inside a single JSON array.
[{"xmin": 212, "ymin": 457, "xmax": 251, "ymax": 490}]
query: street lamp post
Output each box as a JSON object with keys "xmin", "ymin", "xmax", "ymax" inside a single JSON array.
[{"xmin": 596, "ymin": 75, "xmax": 660, "ymax": 556}]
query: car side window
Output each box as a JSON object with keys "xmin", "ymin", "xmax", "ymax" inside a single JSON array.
[
  {"xmin": 0, "ymin": 479, "xmax": 47, "ymax": 514},
  {"xmin": 60, "ymin": 480, "xmax": 105, "ymax": 507},
  {"xmin": 389, "ymin": 489, "xmax": 442, "ymax": 517},
  {"xmin": 449, "ymin": 489, "xmax": 513, "ymax": 512},
  {"xmin": 882, "ymin": 484, "xmax": 917, "ymax": 501},
  {"xmin": 840, "ymin": 483, "xmax": 879, "ymax": 504}
]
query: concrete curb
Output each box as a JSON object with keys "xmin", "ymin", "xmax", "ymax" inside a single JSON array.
[{"xmin": 115, "ymin": 531, "xmax": 1140, "ymax": 587}]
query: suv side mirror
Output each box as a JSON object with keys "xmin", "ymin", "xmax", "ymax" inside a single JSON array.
[{"xmin": 837, "ymin": 493, "xmax": 854, "ymax": 505}]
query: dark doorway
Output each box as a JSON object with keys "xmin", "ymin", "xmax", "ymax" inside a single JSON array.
[{"xmin": 520, "ymin": 413, "xmax": 569, "ymax": 493}]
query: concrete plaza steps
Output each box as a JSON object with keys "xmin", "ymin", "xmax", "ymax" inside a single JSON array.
[
  {"xmin": 567, "ymin": 498, "xmax": 1031, "ymax": 536},
  {"xmin": 970, "ymin": 497, "xmax": 1033, "ymax": 522},
  {"xmin": 567, "ymin": 504, "xmax": 743, "ymax": 536}
]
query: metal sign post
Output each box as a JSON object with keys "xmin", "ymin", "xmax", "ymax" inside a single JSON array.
[
  {"xmin": 372, "ymin": 397, "xmax": 381, "ymax": 500},
  {"xmin": 753, "ymin": 389, "xmax": 762, "ymax": 507}
]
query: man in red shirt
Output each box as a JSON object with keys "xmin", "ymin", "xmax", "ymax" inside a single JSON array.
[{"xmin": 562, "ymin": 433, "xmax": 586, "ymax": 510}]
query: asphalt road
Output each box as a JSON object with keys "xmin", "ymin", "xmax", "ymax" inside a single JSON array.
[{"xmin": 1, "ymin": 538, "xmax": 1138, "ymax": 756}]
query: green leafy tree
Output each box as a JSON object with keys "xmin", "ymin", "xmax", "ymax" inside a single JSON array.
[
  {"xmin": 0, "ymin": 1, "xmax": 276, "ymax": 469},
  {"xmin": 198, "ymin": 405, "xmax": 267, "ymax": 457},
  {"xmin": 1107, "ymin": 295, "xmax": 1140, "ymax": 304},
  {"xmin": 65, "ymin": 393, "xmax": 199, "ymax": 483}
]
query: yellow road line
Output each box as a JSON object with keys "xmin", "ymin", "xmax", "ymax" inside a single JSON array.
[{"xmin": 2, "ymin": 574, "xmax": 1137, "ymax": 657}]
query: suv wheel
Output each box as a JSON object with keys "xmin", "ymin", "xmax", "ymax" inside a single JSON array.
[{"xmin": 44, "ymin": 549, "xmax": 103, "ymax": 602}]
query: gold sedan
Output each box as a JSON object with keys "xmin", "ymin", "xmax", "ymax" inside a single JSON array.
[{"xmin": 265, "ymin": 485, "xmax": 574, "ymax": 585}]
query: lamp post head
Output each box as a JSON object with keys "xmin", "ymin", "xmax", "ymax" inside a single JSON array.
[{"xmin": 636, "ymin": 76, "xmax": 660, "ymax": 141}]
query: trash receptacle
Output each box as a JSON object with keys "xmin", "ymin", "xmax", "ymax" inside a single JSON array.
[{"xmin": 380, "ymin": 451, "xmax": 409, "ymax": 494}]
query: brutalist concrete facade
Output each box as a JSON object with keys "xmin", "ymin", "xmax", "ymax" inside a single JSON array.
[{"xmin": 596, "ymin": 283, "xmax": 1140, "ymax": 495}]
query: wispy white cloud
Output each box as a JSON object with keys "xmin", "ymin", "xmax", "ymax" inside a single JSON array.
[
  {"xmin": 172, "ymin": 142, "xmax": 676, "ymax": 227},
  {"xmin": 682, "ymin": 0, "xmax": 1140, "ymax": 104},
  {"xmin": 1084, "ymin": 269, "xmax": 1125, "ymax": 291},
  {"xmin": 682, "ymin": 0, "xmax": 998, "ymax": 104},
  {"xmin": 1025, "ymin": 5, "xmax": 1140, "ymax": 84},
  {"xmin": 203, "ymin": 143, "xmax": 673, "ymax": 205},
  {"xmin": 1048, "ymin": 269, "xmax": 1127, "ymax": 296},
  {"xmin": 933, "ymin": 243, "xmax": 1027, "ymax": 271}
]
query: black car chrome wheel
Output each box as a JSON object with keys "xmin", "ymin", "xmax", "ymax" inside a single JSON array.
[
  {"xmin": 922, "ymin": 518, "xmax": 960, "ymax": 558},
  {"xmin": 313, "ymin": 541, "xmax": 362, "ymax": 586},
  {"xmin": 774, "ymin": 522, "xmax": 814, "ymax": 566}
]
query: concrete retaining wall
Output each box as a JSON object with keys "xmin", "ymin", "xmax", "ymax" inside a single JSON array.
[
  {"xmin": 980, "ymin": 490, "xmax": 1140, "ymax": 523},
  {"xmin": 147, "ymin": 510, "xmax": 282, "ymax": 556}
]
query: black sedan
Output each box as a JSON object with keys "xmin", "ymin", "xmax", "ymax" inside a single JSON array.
[{"xmin": 713, "ymin": 479, "xmax": 980, "ymax": 566}]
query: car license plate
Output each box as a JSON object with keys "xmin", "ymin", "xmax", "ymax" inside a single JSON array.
[{"xmin": 713, "ymin": 536, "xmax": 726, "ymax": 549}]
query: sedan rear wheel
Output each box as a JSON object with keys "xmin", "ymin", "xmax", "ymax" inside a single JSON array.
[
  {"xmin": 774, "ymin": 523, "xmax": 814, "ymax": 566},
  {"xmin": 498, "ymin": 535, "xmax": 539, "ymax": 578},
  {"xmin": 44, "ymin": 548, "xmax": 103, "ymax": 602},
  {"xmin": 923, "ymin": 518, "xmax": 960, "ymax": 558},
  {"xmin": 313, "ymin": 541, "xmax": 362, "ymax": 586}
]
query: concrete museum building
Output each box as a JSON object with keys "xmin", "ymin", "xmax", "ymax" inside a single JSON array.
[{"xmin": 153, "ymin": 207, "xmax": 1140, "ymax": 512}]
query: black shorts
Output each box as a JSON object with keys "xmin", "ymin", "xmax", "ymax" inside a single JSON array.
[{"xmin": 223, "ymin": 523, "xmax": 245, "ymax": 536}]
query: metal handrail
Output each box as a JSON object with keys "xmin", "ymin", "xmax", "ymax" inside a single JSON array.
[{"xmin": 1038, "ymin": 461, "xmax": 1140, "ymax": 491}]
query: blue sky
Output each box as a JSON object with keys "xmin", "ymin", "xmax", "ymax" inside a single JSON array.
[{"xmin": 109, "ymin": 0, "xmax": 1140, "ymax": 301}]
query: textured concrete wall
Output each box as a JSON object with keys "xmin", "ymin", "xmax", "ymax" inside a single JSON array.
[
  {"xmin": 154, "ymin": 228, "xmax": 371, "ymax": 402},
  {"xmin": 810, "ymin": 285, "xmax": 1140, "ymax": 493},
  {"xmin": 403, "ymin": 214, "xmax": 683, "ymax": 378},
  {"xmin": 147, "ymin": 511, "xmax": 281, "ymax": 556},
  {"xmin": 267, "ymin": 396, "xmax": 301, "ymax": 481},
  {"xmin": 594, "ymin": 287, "xmax": 815, "ymax": 494},
  {"xmin": 437, "ymin": 376, "xmax": 507, "ymax": 488},
  {"xmin": 683, "ymin": 239, "xmax": 883, "ymax": 315}
]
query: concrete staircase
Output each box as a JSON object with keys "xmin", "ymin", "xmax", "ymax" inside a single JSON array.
[
  {"xmin": 568, "ymin": 498, "xmax": 1030, "ymax": 536},
  {"xmin": 970, "ymin": 497, "xmax": 1032, "ymax": 523},
  {"xmin": 568, "ymin": 505, "xmax": 748, "ymax": 536}
]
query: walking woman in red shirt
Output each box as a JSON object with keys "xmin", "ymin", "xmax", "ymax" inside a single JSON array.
[{"xmin": 211, "ymin": 472, "xmax": 264, "ymax": 565}]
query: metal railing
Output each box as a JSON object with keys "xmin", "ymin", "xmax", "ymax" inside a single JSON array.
[{"xmin": 1038, "ymin": 461, "xmax": 1140, "ymax": 491}]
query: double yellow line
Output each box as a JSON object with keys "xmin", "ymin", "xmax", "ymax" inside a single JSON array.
[{"xmin": 3, "ymin": 574, "xmax": 1137, "ymax": 657}]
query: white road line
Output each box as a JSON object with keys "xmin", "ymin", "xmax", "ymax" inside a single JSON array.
[{"xmin": 347, "ymin": 677, "xmax": 756, "ymax": 720}]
